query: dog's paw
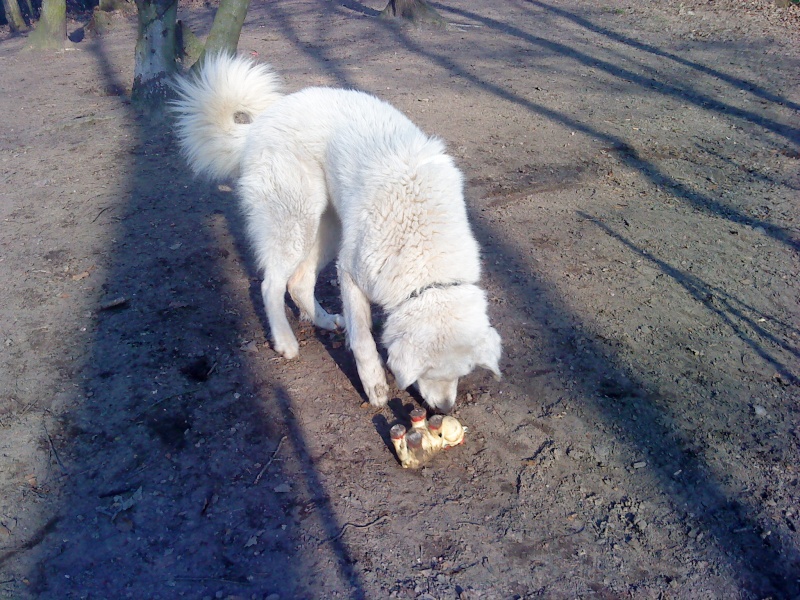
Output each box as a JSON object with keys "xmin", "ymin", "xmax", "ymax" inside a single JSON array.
[
  {"xmin": 273, "ymin": 336, "xmax": 299, "ymax": 359},
  {"xmin": 367, "ymin": 383, "xmax": 390, "ymax": 407},
  {"xmin": 316, "ymin": 312, "xmax": 344, "ymax": 332}
]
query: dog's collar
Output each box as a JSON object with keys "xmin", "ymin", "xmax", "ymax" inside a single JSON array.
[{"xmin": 404, "ymin": 280, "xmax": 464, "ymax": 302}]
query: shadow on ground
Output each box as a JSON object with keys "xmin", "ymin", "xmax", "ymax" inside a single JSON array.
[{"xmin": 18, "ymin": 34, "xmax": 365, "ymax": 599}]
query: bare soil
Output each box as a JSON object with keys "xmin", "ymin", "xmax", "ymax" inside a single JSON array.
[{"xmin": 1, "ymin": 0, "xmax": 799, "ymax": 598}]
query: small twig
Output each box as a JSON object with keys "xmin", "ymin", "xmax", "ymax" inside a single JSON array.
[
  {"xmin": 174, "ymin": 576, "xmax": 249, "ymax": 585},
  {"xmin": 253, "ymin": 436, "xmax": 287, "ymax": 485},
  {"xmin": 91, "ymin": 206, "xmax": 113, "ymax": 223},
  {"xmin": 206, "ymin": 361, "xmax": 218, "ymax": 378},
  {"xmin": 536, "ymin": 524, "xmax": 586, "ymax": 547},
  {"xmin": 328, "ymin": 514, "xmax": 389, "ymax": 543},
  {"xmin": 138, "ymin": 389, "xmax": 194, "ymax": 416},
  {"xmin": 443, "ymin": 560, "xmax": 480, "ymax": 575},
  {"xmin": 42, "ymin": 419, "xmax": 66, "ymax": 473},
  {"xmin": 97, "ymin": 296, "xmax": 128, "ymax": 311}
]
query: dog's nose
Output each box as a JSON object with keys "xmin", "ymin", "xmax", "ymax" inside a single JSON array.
[{"xmin": 438, "ymin": 398, "xmax": 456, "ymax": 414}]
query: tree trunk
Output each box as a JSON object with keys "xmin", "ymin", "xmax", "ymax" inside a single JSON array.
[
  {"xmin": 194, "ymin": 0, "xmax": 252, "ymax": 70},
  {"xmin": 131, "ymin": 0, "xmax": 178, "ymax": 111},
  {"xmin": 2, "ymin": 0, "xmax": 29, "ymax": 32},
  {"xmin": 380, "ymin": 0, "xmax": 445, "ymax": 26},
  {"xmin": 27, "ymin": 0, "xmax": 65, "ymax": 50},
  {"xmin": 176, "ymin": 19, "xmax": 204, "ymax": 66}
]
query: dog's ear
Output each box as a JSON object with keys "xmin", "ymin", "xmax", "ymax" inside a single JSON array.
[
  {"xmin": 387, "ymin": 337, "xmax": 424, "ymax": 390},
  {"xmin": 477, "ymin": 326, "xmax": 502, "ymax": 381}
]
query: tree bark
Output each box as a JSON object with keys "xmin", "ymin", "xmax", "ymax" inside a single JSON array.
[
  {"xmin": 2, "ymin": 0, "xmax": 29, "ymax": 32},
  {"xmin": 27, "ymin": 0, "xmax": 65, "ymax": 50},
  {"xmin": 21, "ymin": 0, "xmax": 34, "ymax": 21},
  {"xmin": 380, "ymin": 0, "xmax": 445, "ymax": 26},
  {"xmin": 194, "ymin": 0, "xmax": 252, "ymax": 70},
  {"xmin": 131, "ymin": 0, "xmax": 179, "ymax": 111},
  {"xmin": 176, "ymin": 20, "xmax": 203, "ymax": 65}
]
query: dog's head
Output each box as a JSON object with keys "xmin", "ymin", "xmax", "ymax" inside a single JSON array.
[{"xmin": 383, "ymin": 284, "xmax": 502, "ymax": 413}]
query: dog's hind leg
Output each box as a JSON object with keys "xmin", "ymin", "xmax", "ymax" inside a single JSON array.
[
  {"xmin": 247, "ymin": 210, "xmax": 305, "ymax": 360},
  {"xmin": 245, "ymin": 155, "xmax": 332, "ymax": 358},
  {"xmin": 244, "ymin": 204, "xmax": 302, "ymax": 359},
  {"xmin": 287, "ymin": 207, "xmax": 343, "ymax": 331},
  {"xmin": 261, "ymin": 272, "xmax": 300, "ymax": 359},
  {"xmin": 340, "ymin": 270, "xmax": 389, "ymax": 407}
]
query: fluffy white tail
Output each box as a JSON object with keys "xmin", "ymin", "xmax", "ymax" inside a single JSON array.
[{"xmin": 171, "ymin": 53, "xmax": 283, "ymax": 181}]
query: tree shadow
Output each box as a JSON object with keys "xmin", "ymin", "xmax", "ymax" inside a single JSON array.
[
  {"xmin": 303, "ymin": 0, "xmax": 799, "ymax": 594},
  {"xmin": 435, "ymin": 1, "xmax": 800, "ymax": 145},
  {"xmin": 11, "ymin": 29, "xmax": 365, "ymax": 600},
  {"xmin": 577, "ymin": 210, "xmax": 799, "ymax": 383},
  {"xmin": 469, "ymin": 211, "xmax": 799, "ymax": 596},
  {"xmin": 338, "ymin": 0, "xmax": 381, "ymax": 18},
  {"xmin": 411, "ymin": 1, "xmax": 799, "ymax": 252},
  {"xmin": 525, "ymin": 0, "xmax": 800, "ymax": 114},
  {"xmin": 251, "ymin": 0, "xmax": 361, "ymax": 89}
]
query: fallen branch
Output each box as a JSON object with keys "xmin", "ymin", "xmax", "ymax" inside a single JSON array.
[
  {"xmin": 91, "ymin": 206, "xmax": 113, "ymax": 223},
  {"xmin": 328, "ymin": 514, "xmax": 389, "ymax": 543},
  {"xmin": 174, "ymin": 575, "xmax": 249, "ymax": 585},
  {"xmin": 253, "ymin": 436, "xmax": 287, "ymax": 485},
  {"xmin": 97, "ymin": 296, "xmax": 129, "ymax": 311},
  {"xmin": 42, "ymin": 418, "xmax": 66, "ymax": 473}
]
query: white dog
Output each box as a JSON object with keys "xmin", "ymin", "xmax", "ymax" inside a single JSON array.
[{"xmin": 171, "ymin": 54, "xmax": 501, "ymax": 412}]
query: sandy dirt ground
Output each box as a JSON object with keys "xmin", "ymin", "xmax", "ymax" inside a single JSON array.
[{"xmin": 1, "ymin": 0, "xmax": 799, "ymax": 598}]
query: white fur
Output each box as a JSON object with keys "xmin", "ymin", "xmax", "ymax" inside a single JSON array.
[{"xmin": 171, "ymin": 53, "xmax": 502, "ymax": 412}]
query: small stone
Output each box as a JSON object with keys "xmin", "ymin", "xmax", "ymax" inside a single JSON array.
[
  {"xmin": 567, "ymin": 447, "xmax": 584, "ymax": 460},
  {"xmin": 273, "ymin": 483, "xmax": 291, "ymax": 493},
  {"xmin": 753, "ymin": 405, "xmax": 767, "ymax": 417},
  {"xmin": 633, "ymin": 461, "xmax": 647, "ymax": 469},
  {"xmin": 240, "ymin": 340, "xmax": 259, "ymax": 353}
]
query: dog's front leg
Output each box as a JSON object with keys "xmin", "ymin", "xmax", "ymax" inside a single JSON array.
[{"xmin": 339, "ymin": 271, "xmax": 389, "ymax": 407}]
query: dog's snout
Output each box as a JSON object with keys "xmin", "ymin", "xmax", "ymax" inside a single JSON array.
[{"xmin": 438, "ymin": 397, "xmax": 456, "ymax": 414}]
